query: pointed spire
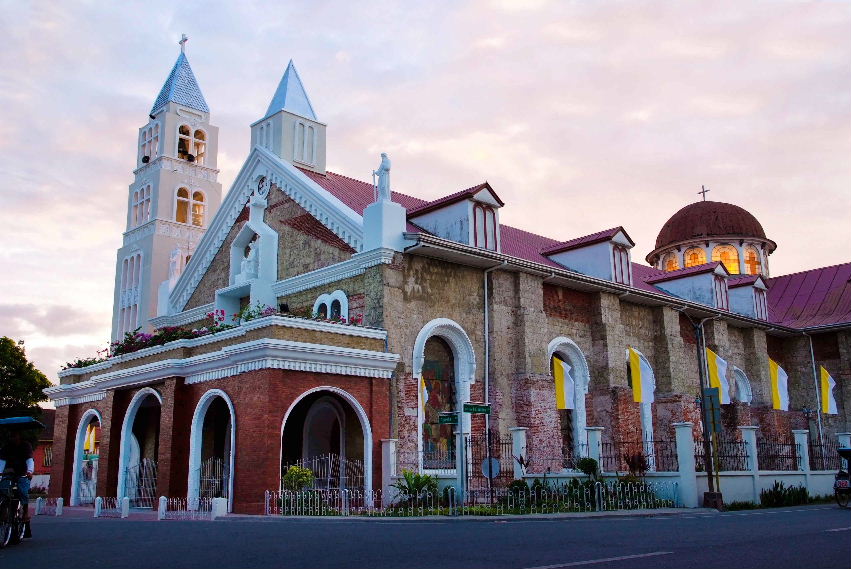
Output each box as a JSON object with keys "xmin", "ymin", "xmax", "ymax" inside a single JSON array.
[
  {"xmin": 150, "ymin": 51, "xmax": 209, "ymax": 115},
  {"xmin": 264, "ymin": 60, "xmax": 317, "ymax": 121}
]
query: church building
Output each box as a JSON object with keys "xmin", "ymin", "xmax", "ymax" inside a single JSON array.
[{"xmin": 46, "ymin": 43, "xmax": 850, "ymax": 514}]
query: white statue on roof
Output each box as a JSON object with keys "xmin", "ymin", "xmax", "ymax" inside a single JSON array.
[{"xmin": 373, "ymin": 153, "xmax": 391, "ymax": 201}]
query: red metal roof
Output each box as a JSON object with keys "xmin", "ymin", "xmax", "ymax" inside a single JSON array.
[
  {"xmin": 728, "ymin": 275, "xmax": 761, "ymax": 289},
  {"xmin": 540, "ymin": 227, "xmax": 634, "ymax": 256},
  {"xmin": 297, "ymin": 168, "xmax": 850, "ymax": 330},
  {"xmin": 766, "ymin": 263, "xmax": 851, "ymax": 328},
  {"xmin": 407, "ymin": 182, "xmax": 504, "ymax": 217},
  {"xmin": 645, "ymin": 262, "xmax": 726, "ymax": 285}
]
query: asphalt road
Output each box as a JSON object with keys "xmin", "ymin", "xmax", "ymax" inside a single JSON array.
[{"xmin": 2, "ymin": 504, "xmax": 849, "ymax": 569}]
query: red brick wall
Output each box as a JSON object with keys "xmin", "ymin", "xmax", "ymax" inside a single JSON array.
[
  {"xmin": 543, "ymin": 285, "xmax": 593, "ymax": 323},
  {"xmin": 50, "ymin": 369, "xmax": 391, "ymax": 514}
]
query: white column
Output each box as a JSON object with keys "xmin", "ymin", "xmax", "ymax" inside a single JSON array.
[
  {"xmin": 55, "ymin": 497, "xmax": 63, "ymax": 516},
  {"xmin": 792, "ymin": 430, "xmax": 810, "ymax": 471},
  {"xmin": 381, "ymin": 438, "xmax": 398, "ymax": 505},
  {"xmin": 739, "ymin": 426, "xmax": 760, "ymax": 503},
  {"xmin": 673, "ymin": 422, "xmax": 697, "ymax": 508},
  {"xmin": 455, "ymin": 429, "xmax": 466, "ymax": 496},
  {"xmin": 509, "ymin": 427, "xmax": 528, "ymax": 480},
  {"xmin": 157, "ymin": 496, "xmax": 167, "ymax": 520},
  {"xmin": 585, "ymin": 427, "xmax": 604, "ymax": 466},
  {"xmin": 93, "ymin": 496, "xmax": 102, "ymax": 518},
  {"xmin": 211, "ymin": 497, "xmax": 228, "ymax": 519},
  {"xmin": 120, "ymin": 496, "xmax": 130, "ymax": 518}
]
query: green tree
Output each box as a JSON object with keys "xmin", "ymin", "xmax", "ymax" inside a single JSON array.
[{"xmin": 0, "ymin": 337, "xmax": 51, "ymax": 416}]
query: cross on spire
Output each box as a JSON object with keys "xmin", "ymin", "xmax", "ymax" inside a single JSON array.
[
  {"xmin": 698, "ymin": 185, "xmax": 710, "ymax": 201},
  {"xmin": 179, "ymin": 34, "xmax": 188, "ymax": 54}
]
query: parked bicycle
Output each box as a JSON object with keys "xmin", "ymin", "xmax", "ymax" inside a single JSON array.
[
  {"xmin": 0, "ymin": 472, "xmax": 27, "ymax": 548},
  {"xmin": 0, "ymin": 416, "xmax": 45, "ymax": 547},
  {"xmin": 835, "ymin": 448, "xmax": 851, "ymax": 509}
]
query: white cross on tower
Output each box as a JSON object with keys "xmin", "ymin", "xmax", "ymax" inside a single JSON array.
[{"xmin": 179, "ymin": 34, "xmax": 189, "ymax": 54}]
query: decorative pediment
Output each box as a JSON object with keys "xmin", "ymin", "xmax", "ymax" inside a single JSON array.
[{"xmin": 166, "ymin": 147, "xmax": 364, "ymax": 314}]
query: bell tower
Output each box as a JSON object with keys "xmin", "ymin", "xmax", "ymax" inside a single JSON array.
[
  {"xmin": 111, "ymin": 36, "xmax": 223, "ymax": 341},
  {"xmin": 250, "ymin": 60, "xmax": 327, "ymax": 174}
]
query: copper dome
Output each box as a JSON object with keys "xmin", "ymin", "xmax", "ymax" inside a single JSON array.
[{"xmin": 654, "ymin": 201, "xmax": 768, "ymax": 250}]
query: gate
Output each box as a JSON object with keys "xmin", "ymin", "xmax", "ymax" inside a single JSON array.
[
  {"xmin": 465, "ymin": 431, "xmax": 514, "ymax": 499},
  {"xmin": 282, "ymin": 453, "xmax": 365, "ymax": 491},
  {"xmin": 199, "ymin": 457, "xmax": 230, "ymax": 499},
  {"xmin": 77, "ymin": 458, "xmax": 98, "ymax": 505},
  {"xmin": 125, "ymin": 458, "xmax": 158, "ymax": 508}
]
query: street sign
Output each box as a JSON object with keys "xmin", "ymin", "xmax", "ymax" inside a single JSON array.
[
  {"xmin": 463, "ymin": 402, "xmax": 491, "ymax": 414},
  {"xmin": 438, "ymin": 412, "xmax": 459, "ymax": 425},
  {"xmin": 481, "ymin": 458, "xmax": 500, "ymax": 479}
]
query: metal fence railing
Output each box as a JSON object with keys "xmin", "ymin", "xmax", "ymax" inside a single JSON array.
[
  {"xmin": 756, "ymin": 437, "xmax": 800, "ymax": 471},
  {"xmin": 160, "ymin": 497, "xmax": 214, "ymax": 521},
  {"xmin": 125, "ymin": 458, "xmax": 158, "ymax": 508},
  {"xmin": 808, "ymin": 438, "xmax": 841, "ymax": 471},
  {"xmin": 264, "ymin": 480, "xmax": 680, "ymax": 517},
  {"xmin": 600, "ymin": 440, "xmax": 679, "ymax": 473},
  {"xmin": 282, "ymin": 454, "xmax": 365, "ymax": 491},
  {"xmin": 694, "ymin": 437, "xmax": 750, "ymax": 472},
  {"xmin": 396, "ymin": 448, "xmax": 456, "ymax": 476},
  {"xmin": 200, "ymin": 457, "xmax": 230, "ymax": 499},
  {"xmin": 524, "ymin": 443, "xmax": 590, "ymax": 475}
]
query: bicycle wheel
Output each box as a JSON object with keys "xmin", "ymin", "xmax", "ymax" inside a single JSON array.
[
  {"xmin": 0, "ymin": 501, "xmax": 12, "ymax": 549},
  {"xmin": 836, "ymin": 489, "xmax": 851, "ymax": 509},
  {"xmin": 9, "ymin": 503, "xmax": 25, "ymax": 544}
]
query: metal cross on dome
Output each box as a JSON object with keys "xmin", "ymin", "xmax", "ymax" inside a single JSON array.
[
  {"xmin": 179, "ymin": 34, "xmax": 189, "ymax": 53},
  {"xmin": 698, "ymin": 185, "xmax": 710, "ymax": 201}
]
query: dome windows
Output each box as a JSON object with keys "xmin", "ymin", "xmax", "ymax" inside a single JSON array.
[
  {"xmin": 661, "ymin": 252, "xmax": 679, "ymax": 272},
  {"xmin": 712, "ymin": 245, "xmax": 740, "ymax": 275},
  {"xmin": 744, "ymin": 246, "xmax": 762, "ymax": 275},
  {"xmin": 684, "ymin": 247, "xmax": 706, "ymax": 268}
]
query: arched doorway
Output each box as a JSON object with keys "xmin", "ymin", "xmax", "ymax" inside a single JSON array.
[
  {"xmin": 117, "ymin": 388, "xmax": 162, "ymax": 508},
  {"xmin": 412, "ymin": 318, "xmax": 476, "ymax": 473},
  {"xmin": 626, "ymin": 348, "xmax": 657, "ymax": 471},
  {"xmin": 188, "ymin": 389, "xmax": 235, "ymax": 511},
  {"xmin": 547, "ymin": 337, "xmax": 591, "ymax": 469},
  {"xmin": 280, "ymin": 388, "xmax": 371, "ymax": 491},
  {"xmin": 70, "ymin": 410, "xmax": 101, "ymax": 506}
]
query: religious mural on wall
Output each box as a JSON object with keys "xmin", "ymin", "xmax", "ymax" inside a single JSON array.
[{"xmin": 422, "ymin": 337, "xmax": 456, "ymax": 468}]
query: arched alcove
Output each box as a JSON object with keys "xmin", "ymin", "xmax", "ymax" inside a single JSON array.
[
  {"xmin": 547, "ymin": 337, "xmax": 591, "ymax": 462},
  {"xmin": 117, "ymin": 387, "xmax": 162, "ymax": 507},
  {"xmin": 70, "ymin": 409, "xmax": 102, "ymax": 506},
  {"xmin": 188, "ymin": 389, "xmax": 236, "ymax": 511}
]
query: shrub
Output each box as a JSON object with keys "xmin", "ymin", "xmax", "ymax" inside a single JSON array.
[
  {"xmin": 576, "ymin": 457, "xmax": 601, "ymax": 481},
  {"xmin": 392, "ymin": 470, "xmax": 438, "ymax": 501},
  {"xmin": 282, "ymin": 465, "xmax": 315, "ymax": 492},
  {"xmin": 760, "ymin": 481, "xmax": 809, "ymax": 508},
  {"xmin": 507, "ymin": 479, "xmax": 530, "ymax": 498},
  {"xmin": 726, "ymin": 500, "xmax": 759, "ymax": 511},
  {"xmin": 624, "ymin": 452, "xmax": 649, "ymax": 478}
]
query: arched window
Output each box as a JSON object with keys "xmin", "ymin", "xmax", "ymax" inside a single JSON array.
[
  {"xmin": 191, "ymin": 191, "xmax": 205, "ymax": 227},
  {"xmin": 712, "ymin": 245, "xmax": 740, "ymax": 275},
  {"xmin": 744, "ymin": 246, "xmax": 761, "ymax": 275},
  {"xmin": 684, "ymin": 247, "xmax": 706, "ymax": 267},
  {"xmin": 132, "ymin": 185, "xmax": 152, "ymax": 227},
  {"xmin": 177, "ymin": 125, "xmax": 191, "ymax": 160},
  {"xmin": 317, "ymin": 303, "xmax": 328, "ymax": 319},
  {"xmin": 118, "ymin": 252, "xmax": 143, "ymax": 338},
  {"xmin": 714, "ymin": 275, "xmax": 729, "ymax": 310},
  {"xmin": 175, "ymin": 188, "xmax": 190, "ymax": 224},
  {"xmin": 421, "ymin": 336, "xmax": 456, "ymax": 469},
  {"xmin": 293, "ymin": 121, "xmax": 316, "ymax": 165},
  {"xmin": 330, "ymin": 299, "xmax": 342, "ymax": 319},
  {"xmin": 193, "ymin": 130, "xmax": 206, "ymax": 165},
  {"xmin": 754, "ymin": 288, "xmax": 768, "ymax": 320},
  {"xmin": 473, "ymin": 204, "xmax": 497, "ymax": 251},
  {"xmin": 661, "ymin": 252, "xmax": 679, "ymax": 272},
  {"xmin": 612, "ymin": 245, "xmax": 631, "ymax": 285},
  {"xmin": 732, "ymin": 367, "xmax": 753, "ymax": 404},
  {"xmin": 175, "ymin": 188, "xmax": 204, "ymax": 227}
]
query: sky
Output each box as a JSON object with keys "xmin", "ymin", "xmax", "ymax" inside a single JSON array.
[{"xmin": 0, "ymin": 1, "xmax": 849, "ymax": 384}]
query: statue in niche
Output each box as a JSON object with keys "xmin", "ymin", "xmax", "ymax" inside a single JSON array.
[
  {"xmin": 239, "ymin": 239, "xmax": 258, "ymax": 282},
  {"xmin": 373, "ymin": 152, "xmax": 391, "ymax": 201},
  {"xmin": 168, "ymin": 247, "xmax": 183, "ymax": 284}
]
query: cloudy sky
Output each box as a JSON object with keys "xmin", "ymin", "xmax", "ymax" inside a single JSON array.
[{"xmin": 1, "ymin": 1, "xmax": 849, "ymax": 383}]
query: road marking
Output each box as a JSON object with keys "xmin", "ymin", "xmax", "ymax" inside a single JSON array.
[
  {"xmin": 525, "ymin": 551, "xmax": 673, "ymax": 568},
  {"xmin": 825, "ymin": 527, "xmax": 850, "ymax": 532}
]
